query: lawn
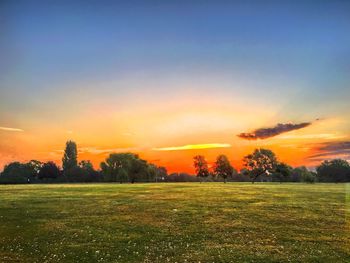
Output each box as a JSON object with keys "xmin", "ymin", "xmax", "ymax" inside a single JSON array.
[{"xmin": 0, "ymin": 183, "xmax": 349, "ymax": 262}]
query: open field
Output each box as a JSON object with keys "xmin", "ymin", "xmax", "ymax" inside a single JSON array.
[{"xmin": 0, "ymin": 183, "xmax": 349, "ymax": 262}]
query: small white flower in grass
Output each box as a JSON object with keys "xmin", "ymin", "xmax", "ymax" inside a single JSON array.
[{"xmin": 173, "ymin": 209, "xmax": 178, "ymax": 212}]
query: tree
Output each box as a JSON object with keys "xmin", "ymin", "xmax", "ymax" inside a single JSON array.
[
  {"xmin": 272, "ymin": 162, "xmax": 292, "ymax": 183},
  {"xmin": 79, "ymin": 160, "xmax": 92, "ymax": 170},
  {"xmin": 291, "ymin": 166, "xmax": 316, "ymax": 183},
  {"xmin": 79, "ymin": 160, "xmax": 100, "ymax": 182},
  {"xmin": 38, "ymin": 162, "xmax": 61, "ymax": 180},
  {"xmin": 129, "ymin": 157, "xmax": 150, "ymax": 183},
  {"xmin": 27, "ymin": 160, "xmax": 43, "ymax": 176},
  {"xmin": 193, "ymin": 155, "xmax": 210, "ymax": 181},
  {"xmin": 0, "ymin": 162, "xmax": 38, "ymax": 184},
  {"xmin": 64, "ymin": 166, "xmax": 86, "ymax": 182},
  {"xmin": 316, "ymin": 159, "xmax": 350, "ymax": 182},
  {"xmin": 147, "ymin": 165, "xmax": 167, "ymax": 182},
  {"xmin": 62, "ymin": 140, "xmax": 78, "ymax": 172},
  {"xmin": 213, "ymin": 154, "xmax": 234, "ymax": 183},
  {"xmin": 100, "ymin": 153, "xmax": 154, "ymax": 183},
  {"xmin": 243, "ymin": 148, "xmax": 277, "ymax": 183},
  {"xmin": 155, "ymin": 166, "xmax": 168, "ymax": 182},
  {"xmin": 301, "ymin": 171, "xmax": 317, "ymax": 183},
  {"xmin": 100, "ymin": 153, "xmax": 133, "ymax": 182}
]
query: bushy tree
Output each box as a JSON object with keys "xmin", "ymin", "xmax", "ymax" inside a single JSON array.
[
  {"xmin": 79, "ymin": 160, "xmax": 100, "ymax": 182},
  {"xmin": 38, "ymin": 162, "xmax": 61, "ymax": 180},
  {"xmin": 0, "ymin": 161, "xmax": 39, "ymax": 184},
  {"xmin": 148, "ymin": 164, "xmax": 167, "ymax": 182},
  {"xmin": 100, "ymin": 153, "xmax": 133, "ymax": 182},
  {"xmin": 213, "ymin": 154, "xmax": 234, "ymax": 183},
  {"xmin": 130, "ymin": 157, "xmax": 151, "ymax": 183},
  {"xmin": 27, "ymin": 160, "xmax": 43, "ymax": 176},
  {"xmin": 243, "ymin": 149, "xmax": 277, "ymax": 183},
  {"xmin": 301, "ymin": 171, "xmax": 317, "ymax": 183},
  {"xmin": 62, "ymin": 140, "xmax": 78, "ymax": 172},
  {"xmin": 291, "ymin": 166, "xmax": 315, "ymax": 183},
  {"xmin": 272, "ymin": 162, "xmax": 292, "ymax": 183},
  {"xmin": 193, "ymin": 155, "xmax": 210, "ymax": 181},
  {"xmin": 316, "ymin": 159, "xmax": 350, "ymax": 182},
  {"xmin": 100, "ymin": 153, "xmax": 155, "ymax": 183},
  {"xmin": 155, "ymin": 166, "xmax": 168, "ymax": 182}
]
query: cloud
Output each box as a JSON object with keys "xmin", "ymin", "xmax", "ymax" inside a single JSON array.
[
  {"xmin": 308, "ymin": 141, "xmax": 350, "ymax": 160},
  {"xmin": 278, "ymin": 133, "xmax": 345, "ymax": 140},
  {"xmin": 78, "ymin": 147, "xmax": 141, "ymax": 155},
  {"xmin": 0, "ymin": 126, "xmax": 24, "ymax": 132},
  {"xmin": 238, "ymin": 122, "xmax": 312, "ymax": 140},
  {"xmin": 152, "ymin": 143, "xmax": 231, "ymax": 151}
]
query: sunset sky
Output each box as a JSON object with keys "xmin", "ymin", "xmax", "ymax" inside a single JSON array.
[{"xmin": 1, "ymin": 1, "xmax": 350, "ymax": 173}]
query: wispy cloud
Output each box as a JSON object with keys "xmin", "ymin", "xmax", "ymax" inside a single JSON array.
[
  {"xmin": 79, "ymin": 147, "xmax": 140, "ymax": 154},
  {"xmin": 0, "ymin": 126, "xmax": 24, "ymax": 132},
  {"xmin": 238, "ymin": 122, "xmax": 312, "ymax": 140},
  {"xmin": 278, "ymin": 133, "xmax": 345, "ymax": 140},
  {"xmin": 152, "ymin": 143, "xmax": 231, "ymax": 151},
  {"xmin": 308, "ymin": 141, "xmax": 350, "ymax": 160}
]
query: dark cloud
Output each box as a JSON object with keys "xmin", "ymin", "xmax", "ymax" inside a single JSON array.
[
  {"xmin": 308, "ymin": 141, "xmax": 350, "ymax": 159},
  {"xmin": 238, "ymin": 122, "xmax": 312, "ymax": 140}
]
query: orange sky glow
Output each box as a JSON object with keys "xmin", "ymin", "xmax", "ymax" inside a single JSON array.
[{"xmin": 1, "ymin": 99, "xmax": 348, "ymax": 174}]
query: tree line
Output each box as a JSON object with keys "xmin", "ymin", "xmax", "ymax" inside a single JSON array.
[
  {"xmin": 193, "ymin": 149, "xmax": 350, "ymax": 183},
  {"xmin": 0, "ymin": 141, "xmax": 167, "ymax": 184},
  {"xmin": 0, "ymin": 141, "xmax": 349, "ymax": 184}
]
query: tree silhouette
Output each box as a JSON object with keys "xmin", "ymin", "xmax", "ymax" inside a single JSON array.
[
  {"xmin": 100, "ymin": 153, "xmax": 153, "ymax": 183},
  {"xmin": 193, "ymin": 155, "xmax": 210, "ymax": 181},
  {"xmin": 273, "ymin": 162, "xmax": 292, "ymax": 183},
  {"xmin": 243, "ymin": 149, "xmax": 277, "ymax": 183},
  {"xmin": 0, "ymin": 162, "xmax": 38, "ymax": 183},
  {"xmin": 317, "ymin": 159, "xmax": 350, "ymax": 182},
  {"xmin": 214, "ymin": 154, "xmax": 234, "ymax": 183},
  {"xmin": 62, "ymin": 140, "xmax": 78, "ymax": 172},
  {"xmin": 38, "ymin": 162, "xmax": 61, "ymax": 179}
]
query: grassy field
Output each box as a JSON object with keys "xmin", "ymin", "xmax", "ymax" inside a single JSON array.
[{"xmin": 0, "ymin": 183, "xmax": 349, "ymax": 262}]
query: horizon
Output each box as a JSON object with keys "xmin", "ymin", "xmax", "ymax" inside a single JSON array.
[{"xmin": 1, "ymin": 1, "xmax": 350, "ymax": 173}]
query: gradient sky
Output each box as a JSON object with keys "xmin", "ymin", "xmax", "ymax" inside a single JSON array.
[{"xmin": 1, "ymin": 0, "xmax": 350, "ymax": 173}]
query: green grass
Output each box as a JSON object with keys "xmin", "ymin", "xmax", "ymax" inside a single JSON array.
[{"xmin": 0, "ymin": 183, "xmax": 349, "ymax": 262}]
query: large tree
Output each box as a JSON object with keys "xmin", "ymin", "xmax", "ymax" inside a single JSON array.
[
  {"xmin": 243, "ymin": 148, "xmax": 277, "ymax": 183},
  {"xmin": 100, "ymin": 153, "xmax": 132, "ymax": 182},
  {"xmin": 0, "ymin": 161, "xmax": 40, "ymax": 183},
  {"xmin": 100, "ymin": 153, "xmax": 153, "ymax": 183},
  {"xmin": 193, "ymin": 155, "xmax": 210, "ymax": 181},
  {"xmin": 213, "ymin": 154, "xmax": 234, "ymax": 183},
  {"xmin": 62, "ymin": 140, "xmax": 78, "ymax": 172},
  {"xmin": 316, "ymin": 159, "xmax": 350, "ymax": 182}
]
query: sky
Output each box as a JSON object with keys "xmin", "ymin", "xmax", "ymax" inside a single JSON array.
[{"xmin": 1, "ymin": 0, "xmax": 350, "ymax": 173}]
